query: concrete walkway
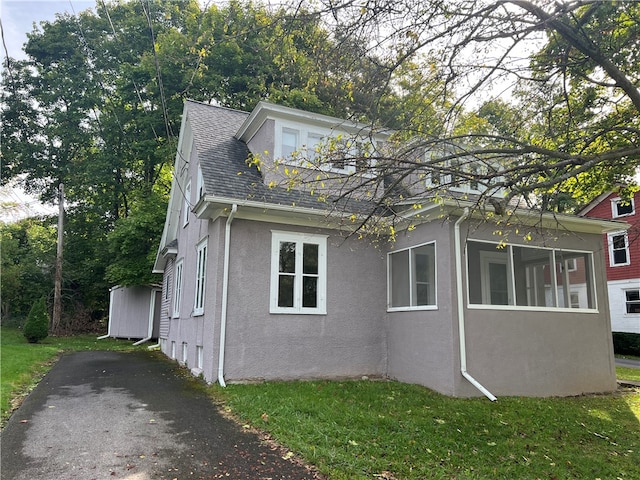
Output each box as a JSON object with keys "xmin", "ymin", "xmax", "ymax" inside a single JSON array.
[{"xmin": 0, "ymin": 351, "xmax": 322, "ymax": 480}]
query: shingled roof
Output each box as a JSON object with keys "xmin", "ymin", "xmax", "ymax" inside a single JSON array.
[
  {"xmin": 187, "ymin": 99, "xmax": 374, "ymax": 213},
  {"xmin": 186, "ymin": 100, "xmax": 360, "ymax": 210}
]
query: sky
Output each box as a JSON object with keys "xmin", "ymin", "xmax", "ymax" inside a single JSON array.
[
  {"xmin": 1, "ymin": 1, "xmax": 95, "ymax": 221},
  {"xmin": 1, "ymin": 0, "xmax": 95, "ymax": 60}
]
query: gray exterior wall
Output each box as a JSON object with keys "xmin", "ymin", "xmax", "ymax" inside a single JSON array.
[
  {"xmin": 456, "ymin": 221, "xmax": 616, "ymax": 397},
  {"xmin": 385, "ymin": 219, "xmax": 459, "ymax": 395},
  {"xmin": 221, "ymin": 219, "xmax": 388, "ymax": 382}
]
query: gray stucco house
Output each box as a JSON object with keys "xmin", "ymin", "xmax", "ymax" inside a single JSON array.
[{"xmin": 153, "ymin": 99, "xmax": 626, "ymax": 398}]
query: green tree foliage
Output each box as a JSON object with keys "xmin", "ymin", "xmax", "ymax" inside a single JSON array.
[
  {"xmin": 23, "ymin": 297, "xmax": 50, "ymax": 343},
  {"xmin": 1, "ymin": 0, "xmax": 371, "ymax": 328},
  {"xmin": 105, "ymin": 192, "xmax": 167, "ymax": 287},
  {"xmin": 302, "ymin": 0, "xmax": 639, "ymax": 213},
  {"xmin": 0, "ymin": 219, "xmax": 56, "ymax": 323}
]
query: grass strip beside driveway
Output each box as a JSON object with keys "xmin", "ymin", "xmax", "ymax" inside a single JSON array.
[
  {"xmin": 1, "ymin": 327, "xmax": 145, "ymax": 425},
  {"xmin": 211, "ymin": 379, "xmax": 640, "ymax": 479}
]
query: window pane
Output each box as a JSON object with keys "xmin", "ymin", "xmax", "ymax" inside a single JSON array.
[
  {"xmin": 413, "ymin": 244, "xmax": 435, "ymax": 306},
  {"xmin": 278, "ymin": 275, "xmax": 294, "ymax": 307},
  {"xmin": 282, "ymin": 129, "xmax": 298, "ymax": 157},
  {"xmin": 613, "ymin": 249, "xmax": 628, "ymax": 265},
  {"xmin": 512, "ymin": 246, "xmax": 554, "ymax": 307},
  {"xmin": 467, "ymin": 241, "xmax": 511, "ymax": 305},
  {"xmin": 303, "ymin": 243, "xmax": 319, "ymax": 274},
  {"xmin": 279, "ymin": 242, "xmax": 296, "ymax": 273},
  {"xmin": 627, "ymin": 290, "xmax": 640, "ymax": 302},
  {"xmin": 555, "ymin": 252, "xmax": 594, "ymax": 309},
  {"xmin": 390, "ymin": 250, "xmax": 410, "ymax": 307},
  {"xmin": 616, "ymin": 201, "xmax": 633, "ymax": 216},
  {"xmin": 488, "ymin": 263, "xmax": 509, "ymax": 305},
  {"xmin": 626, "ymin": 290, "xmax": 640, "ymax": 314},
  {"xmin": 302, "ymin": 276, "xmax": 318, "ymax": 308}
]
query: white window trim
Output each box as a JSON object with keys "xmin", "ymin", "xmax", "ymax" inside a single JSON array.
[
  {"xmin": 387, "ymin": 241, "xmax": 438, "ymax": 312},
  {"xmin": 270, "ymin": 230, "xmax": 328, "ymax": 315},
  {"xmin": 172, "ymin": 258, "xmax": 184, "ymax": 318},
  {"xmin": 608, "ymin": 231, "xmax": 630, "ymax": 267},
  {"xmin": 182, "ymin": 180, "xmax": 191, "ymax": 228},
  {"xmin": 193, "ymin": 237, "xmax": 208, "ymax": 316},
  {"xmin": 611, "ymin": 197, "xmax": 635, "ymax": 218},
  {"xmin": 466, "ymin": 239, "xmax": 598, "ymax": 313}
]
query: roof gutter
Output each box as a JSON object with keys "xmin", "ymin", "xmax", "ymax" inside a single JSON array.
[
  {"xmin": 454, "ymin": 209, "xmax": 497, "ymax": 401},
  {"xmin": 218, "ymin": 204, "xmax": 238, "ymax": 387}
]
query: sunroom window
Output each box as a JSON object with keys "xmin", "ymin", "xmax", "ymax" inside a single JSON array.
[
  {"xmin": 467, "ymin": 241, "xmax": 596, "ymax": 310},
  {"xmin": 388, "ymin": 242, "xmax": 436, "ymax": 310}
]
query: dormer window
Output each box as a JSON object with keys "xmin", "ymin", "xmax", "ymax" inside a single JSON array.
[
  {"xmin": 281, "ymin": 128, "xmax": 299, "ymax": 158},
  {"xmin": 612, "ymin": 197, "xmax": 635, "ymax": 218}
]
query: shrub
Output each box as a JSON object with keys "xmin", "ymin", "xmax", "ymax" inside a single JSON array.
[
  {"xmin": 612, "ymin": 332, "xmax": 640, "ymax": 357},
  {"xmin": 23, "ymin": 297, "xmax": 49, "ymax": 343}
]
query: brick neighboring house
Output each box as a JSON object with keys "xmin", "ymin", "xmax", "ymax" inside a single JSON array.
[
  {"xmin": 579, "ymin": 191, "xmax": 640, "ymax": 334},
  {"xmin": 153, "ymin": 99, "xmax": 627, "ymax": 398}
]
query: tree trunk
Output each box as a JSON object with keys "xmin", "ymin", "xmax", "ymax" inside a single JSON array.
[{"xmin": 52, "ymin": 182, "xmax": 64, "ymax": 335}]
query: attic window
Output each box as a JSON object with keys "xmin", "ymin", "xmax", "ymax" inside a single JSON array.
[
  {"xmin": 612, "ymin": 197, "xmax": 635, "ymax": 218},
  {"xmin": 281, "ymin": 128, "xmax": 299, "ymax": 158},
  {"xmin": 197, "ymin": 166, "xmax": 204, "ymax": 199}
]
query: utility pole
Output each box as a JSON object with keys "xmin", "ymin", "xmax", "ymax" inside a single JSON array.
[{"xmin": 52, "ymin": 182, "xmax": 64, "ymax": 335}]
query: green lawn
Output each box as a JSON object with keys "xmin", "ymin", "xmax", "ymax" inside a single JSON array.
[
  {"xmin": 212, "ymin": 380, "xmax": 640, "ymax": 479},
  {"xmin": 0, "ymin": 327, "xmax": 145, "ymax": 425},
  {"xmin": 2, "ymin": 327, "xmax": 639, "ymax": 479}
]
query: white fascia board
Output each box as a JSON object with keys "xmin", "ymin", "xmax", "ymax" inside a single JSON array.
[
  {"xmin": 235, "ymin": 101, "xmax": 392, "ymax": 144},
  {"xmin": 393, "ymin": 197, "xmax": 629, "ymax": 234},
  {"xmin": 194, "ymin": 194, "xmax": 365, "ymax": 231},
  {"xmin": 152, "ymin": 103, "xmax": 190, "ymax": 273}
]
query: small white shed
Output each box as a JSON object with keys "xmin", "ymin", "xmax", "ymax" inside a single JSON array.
[{"xmin": 102, "ymin": 285, "xmax": 161, "ymax": 343}]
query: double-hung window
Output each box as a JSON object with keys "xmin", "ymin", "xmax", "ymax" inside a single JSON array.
[
  {"xmin": 626, "ymin": 290, "xmax": 640, "ymax": 314},
  {"xmin": 270, "ymin": 231, "xmax": 327, "ymax": 314},
  {"xmin": 608, "ymin": 232, "xmax": 630, "ymax": 266},
  {"xmin": 388, "ymin": 242, "xmax": 437, "ymax": 310},
  {"xmin": 172, "ymin": 259, "xmax": 184, "ymax": 318},
  {"xmin": 193, "ymin": 238, "xmax": 207, "ymax": 316}
]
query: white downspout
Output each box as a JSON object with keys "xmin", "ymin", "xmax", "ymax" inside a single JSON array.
[
  {"xmin": 98, "ymin": 287, "xmax": 116, "ymax": 339},
  {"xmin": 218, "ymin": 204, "xmax": 238, "ymax": 387},
  {"xmin": 454, "ymin": 209, "xmax": 497, "ymax": 401},
  {"xmin": 134, "ymin": 288, "xmax": 159, "ymax": 346}
]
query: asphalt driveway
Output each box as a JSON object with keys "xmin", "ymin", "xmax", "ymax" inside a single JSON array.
[{"xmin": 0, "ymin": 351, "xmax": 322, "ymax": 480}]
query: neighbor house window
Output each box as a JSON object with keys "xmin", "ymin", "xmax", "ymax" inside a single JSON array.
[
  {"xmin": 172, "ymin": 259, "xmax": 184, "ymax": 318},
  {"xmin": 182, "ymin": 342, "xmax": 188, "ymax": 365},
  {"xmin": 193, "ymin": 238, "xmax": 207, "ymax": 316},
  {"xmin": 608, "ymin": 232, "xmax": 630, "ymax": 266},
  {"xmin": 467, "ymin": 241, "xmax": 596, "ymax": 310},
  {"xmin": 270, "ymin": 231, "xmax": 327, "ymax": 314},
  {"xmin": 388, "ymin": 242, "xmax": 437, "ymax": 310},
  {"xmin": 626, "ymin": 290, "xmax": 640, "ymax": 314},
  {"xmin": 612, "ymin": 197, "xmax": 635, "ymax": 218}
]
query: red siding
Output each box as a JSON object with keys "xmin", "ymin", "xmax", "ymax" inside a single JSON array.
[{"xmin": 583, "ymin": 192, "xmax": 640, "ymax": 281}]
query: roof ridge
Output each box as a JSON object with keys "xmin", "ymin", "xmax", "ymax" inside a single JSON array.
[{"xmin": 185, "ymin": 98, "xmax": 250, "ymax": 116}]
